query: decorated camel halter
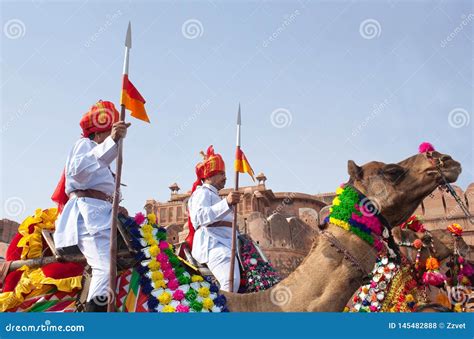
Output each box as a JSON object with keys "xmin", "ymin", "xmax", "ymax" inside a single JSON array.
[
  {"xmin": 420, "ymin": 142, "xmax": 473, "ymax": 224},
  {"xmin": 324, "ymin": 184, "xmax": 401, "ymax": 262},
  {"xmin": 397, "ymin": 215, "xmax": 447, "ymax": 287}
]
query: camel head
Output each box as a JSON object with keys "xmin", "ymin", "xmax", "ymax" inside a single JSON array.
[{"xmin": 347, "ymin": 150, "xmax": 461, "ymax": 227}]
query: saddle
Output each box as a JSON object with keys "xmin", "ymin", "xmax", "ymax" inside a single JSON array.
[{"xmin": 41, "ymin": 214, "xmax": 135, "ymax": 264}]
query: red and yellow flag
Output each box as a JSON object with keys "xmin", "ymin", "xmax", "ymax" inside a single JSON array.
[
  {"xmin": 235, "ymin": 148, "xmax": 255, "ymax": 181},
  {"xmin": 121, "ymin": 74, "xmax": 150, "ymax": 123}
]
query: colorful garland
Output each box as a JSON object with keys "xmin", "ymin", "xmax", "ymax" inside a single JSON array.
[
  {"xmin": 325, "ymin": 185, "xmax": 395, "ymax": 258},
  {"xmin": 345, "ymin": 256, "xmax": 428, "ymax": 313},
  {"xmin": 239, "ymin": 235, "xmax": 281, "ymax": 292},
  {"xmin": 123, "ymin": 212, "xmax": 228, "ymax": 312},
  {"xmin": 381, "ymin": 266, "xmax": 427, "ymax": 312}
]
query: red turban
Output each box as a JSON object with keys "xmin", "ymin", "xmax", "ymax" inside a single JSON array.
[
  {"xmin": 186, "ymin": 146, "xmax": 226, "ymax": 249},
  {"xmin": 79, "ymin": 100, "xmax": 119, "ymax": 138}
]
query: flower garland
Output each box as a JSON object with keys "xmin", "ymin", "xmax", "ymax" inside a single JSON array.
[
  {"xmin": 123, "ymin": 212, "xmax": 228, "ymax": 313},
  {"xmin": 239, "ymin": 235, "xmax": 281, "ymax": 292},
  {"xmin": 325, "ymin": 185, "xmax": 396, "ymax": 258}
]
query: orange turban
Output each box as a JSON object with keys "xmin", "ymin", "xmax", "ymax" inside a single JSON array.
[
  {"xmin": 79, "ymin": 100, "xmax": 119, "ymax": 137},
  {"xmin": 192, "ymin": 145, "xmax": 225, "ymax": 192}
]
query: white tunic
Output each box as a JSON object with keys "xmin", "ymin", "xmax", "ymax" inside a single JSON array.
[
  {"xmin": 54, "ymin": 136, "xmax": 118, "ymax": 249},
  {"xmin": 188, "ymin": 184, "xmax": 235, "ymax": 264}
]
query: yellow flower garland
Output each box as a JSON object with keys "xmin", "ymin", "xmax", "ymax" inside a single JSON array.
[
  {"xmin": 158, "ymin": 292, "xmax": 172, "ymax": 305},
  {"xmin": 162, "ymin": 305, "xmax": 175, "ymax": 312},
  {"xmin": 202, "ymin": 298, "xmax": 214, "ymax": 310},
  {"xmin": 198, "ymin": 287, "xmax": 210, "ymax": 298}
]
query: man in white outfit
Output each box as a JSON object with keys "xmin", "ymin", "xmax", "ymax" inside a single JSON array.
[
  {"xmin": 187, "ymin": 146, "xmax": 241, "ymax": 292},
  {"xmin": 52, "ymin": 100, "xmax": 130, "ymax": 312}
]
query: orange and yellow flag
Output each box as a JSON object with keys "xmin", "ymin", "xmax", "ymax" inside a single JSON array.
[
  {"xmin": 121, "ymin": 74, "xmax": 150, "ymax": 123},
  {"xmin": 234, "ymin": 148, "xmax": 255, "ymax": 181}
]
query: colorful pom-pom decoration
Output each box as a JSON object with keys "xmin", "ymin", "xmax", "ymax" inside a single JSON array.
[
  {"xmin": 418, "ymin": 142, "xmax": 435, "ymax": 153},
  {"xmin": 447, "ymin": 223, "xmax": 463, "ymax": 236}
]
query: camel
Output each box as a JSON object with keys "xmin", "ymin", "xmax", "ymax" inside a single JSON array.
[{"xmin": 223, "ymin": 150, "xmax": 462, "ymax": 311}]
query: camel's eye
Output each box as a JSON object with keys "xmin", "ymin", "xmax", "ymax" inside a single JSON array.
[{"xmin": 382, "ymin": 164, "xmax": 406, "ymax": 182}]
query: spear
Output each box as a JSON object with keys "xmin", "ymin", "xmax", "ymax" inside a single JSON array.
[
  {"xmin": 107, "ymin": 21, "xmax": 132, "ymax": 312},
  {"xmin": 228, "ymin": 104, "xmax": 241, "ymax": 293}
]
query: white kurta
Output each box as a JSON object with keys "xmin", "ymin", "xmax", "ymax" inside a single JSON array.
[
  {"xmin": 54, "ymin": 136, "xmax": 117, "ymax": 249},
  {"xmin": 53, "ymin": 136, "xmax": 118, "ymax": 301},
  {"xmin": 188, "ymin": 184, "xmax": 234, "ymax": 263},
  {"xmin": 188, "ymin": 184, "xmax": 240, "ymax": 292}
]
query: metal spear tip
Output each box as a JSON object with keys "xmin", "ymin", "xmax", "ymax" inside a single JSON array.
[
  {"xmin": 125, "ymin": 21, "xmax": 132, "ymax": 48},
  {"xmin": 237, "ymin": 103, "xmax": 241, "ymax": 125}
]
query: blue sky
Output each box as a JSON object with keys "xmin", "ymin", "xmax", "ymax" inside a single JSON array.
[{"xmin": 1, "ymin": 0, "xmax": 472, "ymax": 222}]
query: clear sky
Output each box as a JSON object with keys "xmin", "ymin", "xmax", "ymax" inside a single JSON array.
[{"xmin": 1, "ymin": 0, "xmax": 472, "ymax": 223}]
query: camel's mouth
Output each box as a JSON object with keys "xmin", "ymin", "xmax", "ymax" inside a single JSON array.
[{"xmin": 426, "ymin": 159, "xmax": 462, "ymax": 184}]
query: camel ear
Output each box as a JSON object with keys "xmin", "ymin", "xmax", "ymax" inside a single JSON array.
[{"xmin": 348, "ymin": 160, "xmax": 363, "ymax": 180}]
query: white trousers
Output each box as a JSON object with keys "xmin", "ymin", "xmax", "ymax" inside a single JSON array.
[
  {"xmin": 77, "ymin": 218, "xmax": 111, "ymax": 302},
  {"xmin": 206, "ymin": 245, "xmax": 240, "ymax": 293}
]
